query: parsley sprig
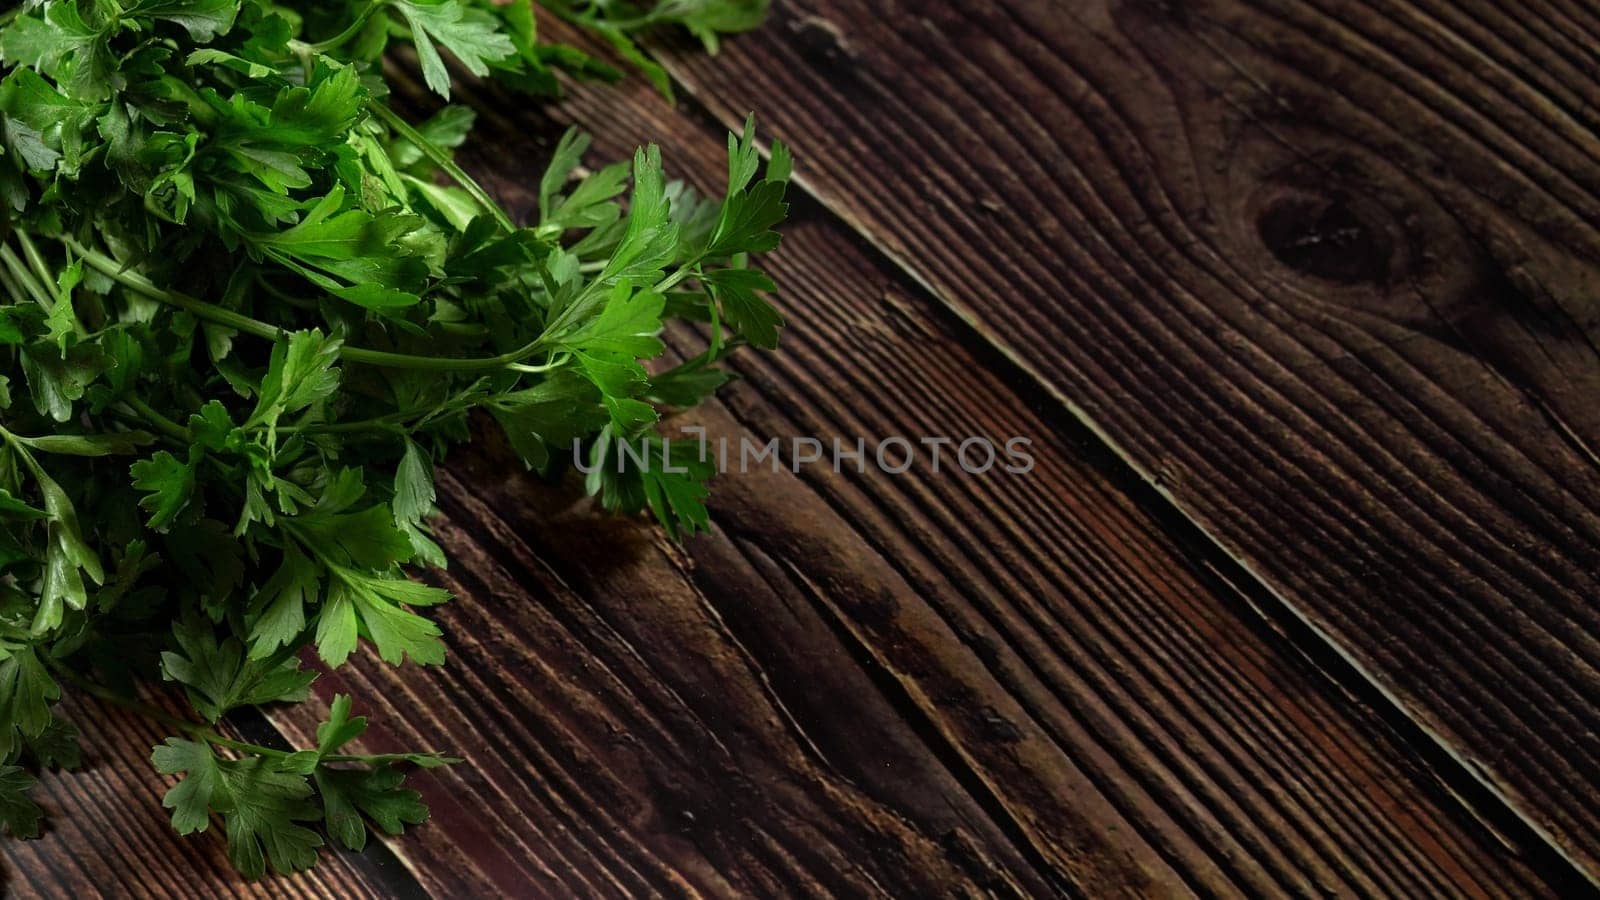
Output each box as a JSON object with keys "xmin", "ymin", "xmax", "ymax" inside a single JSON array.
[{"xmin": 0, "ymin": 0, "xmax": 785, "ymax": 877}]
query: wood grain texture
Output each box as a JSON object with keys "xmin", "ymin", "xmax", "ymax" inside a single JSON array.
[
  {"xmin": 6, "ymin": 4, "xmax": 1586, "ymax": 894},
  {"xmin": 254, "ymin": 62, "xmax": 1558, "ymax": 897},
  {"xmin": 644, "ymin": 0, "xmax": 1600, "ymax": 882}
]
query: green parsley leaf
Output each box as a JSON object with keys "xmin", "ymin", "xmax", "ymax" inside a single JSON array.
[
  {"xmin": 0, "ymin": 648, "xmax": 59, "ymax": 758},
  {"xmin": 247, "ymin": 546, "xmax": 318, "ymax": 660},
  {"xmin": 394, "ymin": 0, "xmax": 516, "ymax": 99},
  {"xmin": 317, "ymin": 765, "xmax": 428, "ymax": 851},
  {"xmin": 0, "ymin": 765, "xmax": 43, "ymax": 839},
  {"xmin": 702, "ymin": 267, "xmax": 782, "ymax": 348},
  {"xmin": 393, "ymin": 439, "xmax": 436, "ymax": 527},
  {"xmin": 131, "ymin": 449, "xmax": 199, "ymax": 531},
  {"xmin": 161, "ymin": 616, "xmax": 316, "ymax": 721},
  {"xmin": 129, "ymin": 0, "xmax": 241, "ymax": 42},
  {"xmin": 320, "ymin": 567, "xmax": 448, "ymax": 667},
  {"xmin": 0, "ymin": 1, "xmax": 782, "ymax": 874},
  {"xmin": 152, "ymin": 738, "xmax": 324, "ymax": 878},
  {"xmin": 27, "ymin": 715, "xmax": 81, "ymax": 769}
]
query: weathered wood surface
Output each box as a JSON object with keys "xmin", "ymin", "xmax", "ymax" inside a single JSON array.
[
  {"xmin": 5, "ymin": 0, "xmax": 1597, "ymax": 896},
  {"xmin": 260, "ymin": 81, "xmax": 1558, "ymax": 891},
  {"xmin": 647, "ymin": 0, "xmax": 1600, "ymax": 886}
]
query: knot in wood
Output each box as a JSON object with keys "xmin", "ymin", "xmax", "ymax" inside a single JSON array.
[{"xmin": 1256, "ymin": 192, "xmax": 1390, "ymax": 285}]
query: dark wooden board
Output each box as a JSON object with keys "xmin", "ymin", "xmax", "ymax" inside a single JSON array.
[
  {"xmin": 645, "ymin": 0, "xmax": 1600, "ymax": 883},
  {"xmin": 1, "ymin": 2, "xmax": 1585, "ymax": 896},
  {"xmin": 260, "ymin": 62, "xmax": 1553, "ymax": 896}
]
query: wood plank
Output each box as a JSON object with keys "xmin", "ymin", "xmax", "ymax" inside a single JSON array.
[
  {"xmin": 248, "ymin": 66, "xmax": 1560, "ymax": 896},
  {"xmin": 11, "ymin": 10, "xmax": 1581, "ymax": 892},
  {"xmin": 1, "ymin": 696, "xmax": 415, "ymax": 898},
  {"xmin": 643, "ymin": 0, "xmax": 1600, "ymax": 881}
]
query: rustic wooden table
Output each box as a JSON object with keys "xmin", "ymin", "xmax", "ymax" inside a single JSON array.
[{"xmin": 9, "ymin": 1, "xmax": 1600, "ymax": 896}]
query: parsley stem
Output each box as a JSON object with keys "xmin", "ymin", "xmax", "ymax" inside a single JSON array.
[
  {"xmin": 67, "ymin": 240, "xmax": 288, "ymax": 342},
  {"xmin": 345, "ymin": 342, "xmax": 548, "ymax": 372},
  {"xmin": 649, "ymin": 251, "xmax": 711, "ymax": 296},
  {"xmin": 14, "ymin": 231, "xmax": 58, "ymax": 300},
  {"xmin": 63, "ymin": 676, "xmax": 198, "ymax": 733},
  {"xmin": 366, "ymin": 101, "xmax": 517, "ymax": 234},
  {"xmin": 276, "ymin": 409, "xmax": 427, "ymax": 435},
  {"xmin": 506, "ymin": 352, "xmax": 570, "ymax": 374},
  {"xmin": 304, "ymin": 0, "xmax": 388, "ymax": 53},
  {"xmin": 275, "ymin": 417, "xmax": 404, "ymax": 436},
  {"xmin": 0, "ymin": 246, "xmax": 53, "ymax": 311},
  {"xmin": 47, "ymin": 662, "xmax": 294, "ymax": 759},
  {"xmin": 204, "ymin": 734, "xmax": 293, "ymax": 758},
  {"xmin": 122, "ymin": 397, "xmax": 192, "ymax": 443},
  {"xmin": 65, "ymin": 237, "xmax": 555, "ymax": 372},
  {"xmin": 652, "ymin": 264, "xmax": 699, "ymax": 294},
  {"xmin": 0, "ymin": 263, "xmax": 25, "ymax": 307}
]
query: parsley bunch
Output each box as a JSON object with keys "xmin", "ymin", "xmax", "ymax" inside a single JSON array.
[{"xmin": 0, "ymin": 0, "xmax": 787, "ymax": 877}]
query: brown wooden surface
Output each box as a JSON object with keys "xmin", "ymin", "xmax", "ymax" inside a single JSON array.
[
  {"xmin": 6, "ymin": 1, "xmax": 1599, "ymax": 896},
  {"xmin": 650, "ymin": 0, "xmax": 1600, "ymax": 886}
]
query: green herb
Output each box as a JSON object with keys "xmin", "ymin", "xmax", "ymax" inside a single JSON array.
[{"xmin": 0, "ymin": 0, "xmax": 785, "ymax": 877}]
